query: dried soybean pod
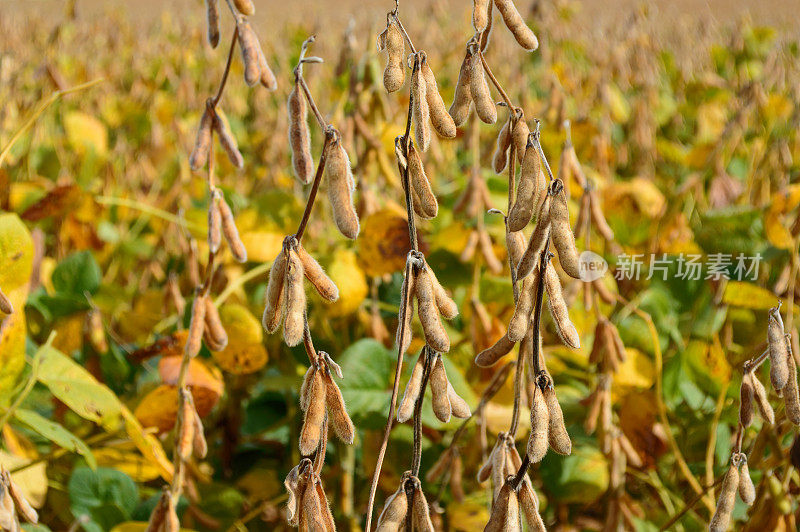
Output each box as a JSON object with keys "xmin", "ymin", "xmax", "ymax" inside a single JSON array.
[
  {"xmin": 506, "ymin": 228, "xmax": 526, "ymax": 268},
  {"xmin": 300, "ymin": 477, "xmax": 325, "ymax": 530},
  {"xmin": 208, "ymin": 192, "xmax": 222, "ymax": 253},
  {"xmin": 511, "ymin": 113, "xmax": 530, "ymax": 163},
  {"xmin": 709, "ymin": 462, "xmax": 739, "ymax": 532},
  {"xmin": 492, "ymin": 118, "xmax": 512, "ymax": 174},
  {"xmin": 411, "ymin": 57, "xmax": 431, "ymax": 151},
  {"xmin": 191, "ymin": 405, "xmax": 208, "ymax": 459},
  {"xmin": 205, "ymin": 0, "xmax": 220, "ymax": 47},
  {"xmin": 412, "ymin": 485, "xmax": 434, "ymax": 532},
  {"xmin": 256, "ymin": 45, "xmax": 277, "ymax": 90},
  {"xmin": 376, "ymin": 484, "xmax": 408, "ymax": 531},
  {"xmin": 398, "ymin": 351, "xmax": 426, "ymax": 422},
  {"xmin": 416, "ymin": 267, "xmax": 450, "ymax": 352},
  {"xmin": 752, "ymin": 373, "xmax": 775, "ymax": 424},
  {"xmin": 315, "ymin": 481, "xmax": 337, "ymax": 532},
  {"xmin": 545, "ymin": 263, "xmax": 580, "ymax": 349},
  {"xmin": 494, "ymin": 0, "xmax": 538, "ymax": 50},
  {"xmin": 325, "ymin": 134, "xmax": 360, "ymax": 239},
  {"xmin": 739, "ymin": 371, "xmax": 754, "ymax": 428},
  {"xmin": 165, "ymin": 497, "xmax": 180, "ymax": 532},
  {"xmin": 739, "ymin": 457, "xmax": 755, "ymax": 505},
  {"xmin": 475, "ymin": 335, "xmax": 515, "ymax": 367},
  {"xmin": 296, "ymin": 245, "xmax": 339, "ymax": 302},
  {"xmin": 203, "ymin": 297, "xmax": 227, "ymax": 350},
  {"xmin": 549, "ymin": 179, "xmax": 581, "ymax": 279},
  {"xmin": 382, "ymin": 18, "xmax": 405, "ymax": 93},
  {"xmin": 177, "ymin": 391, "xmax": 196, "ymax": 461},
  {"xmin": 324, "ymin": 372, "xmax": 355, "ymax": 444},
  {"xmin": 520, "ymin": 483, "xmax": 545, "ymax": 531},
  {"xmin": 237, "ymin": 20, "xmax": 261, "ymax": 86},
  {"xmin": 508, "ymin": 136, "xmax": 541, "ymax": 232},
  {"xmin": 516, "ymin": 194, "xmax": 551, "ymax": 280},
  {"xmin": 783, "ymin": 351, "xmax": 800, "ymax": 425},
  {"xmin": 6, "ymin": 478, "xmax": 35, "ymax": 524},
  {"xmin": 212, "ymin": 109, "xmax": 244, "ymax": 169},
  {"xmin": 460, "ymin": 231, "xmax": 479, "ymax": 262},
  {"xmin": 479, "ymin": 230, "xmax": 504, "ymax": 274},
  {"xmin": 426, "ymin": 265, "xmax": 458, "ymax": 319},
  {"xmin": 484, "ymin": 481, "xmax": 519, "ymax": 532},
  {"xmin": 299, "ymin": 368, "xmax": 325, "ymax": 455},
  {"xmin": 408, "ymin": 142, "xmax": 438, "ymax": 218},
  {"xmin": 185, "ymin": 294, "xmax": 207, "ymax": 358},
  {"xmin": 145, "ymin": 491, "xmax": 167, "ymax": 532},
  {"xmin": 490, "ymin": 438, "xmax": 508, "ymax": 498},
  {"xmin": 508, "ymin": 276, "xmax": 534, "ymax": 342},
  {"xmin": 768, "ymin": 308, "xmax": 789, "ymax": 391},
  {"xmin": 420, "ymin": 52, "xmax": 456, "ymax": 138},
  {"xmin": 450, "ymin": 451, "xmax": 465, "ymax": 502},
  {"xmin": 544, "ymin": 384, "xmax": 571, "ymax": 455},
  {"xmin": 527, "ymin": 384, "xmax": 549, "ymax": 463},
  {"xmin": 189, "ymin": 106, "xmax": 214, "ymax": 171},
  {"xmin": 592, "ymin": 277, "xmax": 615, "ymax": 304},
  {"xmin": 288, "ymin": 82, "xmax": 314, "ymax": 184},
  {"xmin": 263, "ymin": 250, "xmax": 287, "ymax": 333},
  {"xmin": 283, "ymin": 250, "xmax": 306, "ymax": 347},
  {"xmin": 0, "ymin": 484, "xmax": 13, "ymax": 530},
  {"xmin": 449, "ymin": 49, "xmax": 473, "ymax": 126},
  {"xmin": 477, "ymin": 443, "xmax": 498, "ymax": 482},
  {"xmin": 469, "ymin": 49, "xmax": 497, "ymax": 124},
  {"xmin": 0, "ymin": 289, "xmax": 12, "ymax": 314},
  {"xmin": 473, "ymin": 0, "xmax": 490, "ymax": 31},
  {"xmin": 232, "ymin": 0, "xmax": 255, "ymax": 16},
  {"xmin": 217, "ymin": 195, "xmax": 247, "ymax": 262},
  {"xmin": 396, "ymin": 259, "xmax": 417, "ymax": 355},
  {"xmin": 430, "ymin": 354, "xmax": 452, "ymax": 423},
  {"xmin": 589, "ymin": 190, "xmax": 614, "ymax": 241},
  {"xmin": 448, "ymin": 382, "xmax": 471, "ymax": 418}
]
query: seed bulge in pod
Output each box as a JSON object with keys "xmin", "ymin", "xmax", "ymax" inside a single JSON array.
[
  {"xmin": 324, "ymin": 135, "xmax": 360, "ymax": 239},
  {"xmin": 287, "ymin": 82, "xmax": 314, "ymax": 184},
  {"xmin": 449, "ymin": 49, "xmax": 474, "ymax": 127},
  {"xmin": 420, "ymin": 52, "xmax": 456, "ymax": 138},
  {"xmin": 516, "ymin": 194, "xmax": 551, "ymax": 280},
  {"xmin": 527, "ymin": 384, "xmax": 549, "ymax": 463},
  {"xmin": 232, "ymin": 0, "xmax": 255, "ymax": 16},
  {"xmin": 282, "ymin": 250, "xmax": 306, "ymax": 347},
  {"xmin": 430, "ymin": 354, "xmax": 452, "ymax": 423},
  {"xmin": 508, "ymin": 136, "xmax": 541, "ymax": 232},
  {"xmin": 545, "ymin": 263, "xmax": 581, "ymax": 349},
  {"xmin": 415, "ymin": 268, "xmax": 450, "ymax": 352},
  {"xmin": 511, "ymin": 114, "xmax": 530, "ymax": 164},
  {"xmin": 299, "ymin": 368, "xmax": 325, "ymax": 455},
  {"xmin": 408, "ymin": 142, "xmax": 438, "ymax": 218},
  {"xmin": 544, "ymin": 383, "xmax": 571, "ymax": 455},
  {"xmin": 236, "ymin": 20, "xmax": 261, "ymax": 86},
  {"xmin": 381, "ymin": 18, "xmax": 405, "ymax": 93},
  {"xmin": 411, "ymin": 58, "xmax": 431, "ymax": 151},
  {"xmin": 296, "ymin": 245, "xmax": 339, "ymax": 302},
  {"xmin": 324, "ymin": 371, "xmax": 355, "ymax": 444},
  {"xmin": 549, "ymin": 179, "xmax": 581, "ymax": 279},
  {"xmin": 494, "ymin": 0, "xmax": 539, "ymax": 51},
  {"xmin": 508, "ymin": 275, "xmax": 535, "ymax": 342},
  {"xmin": 738, "ymin": 457, "xmax": 755, "ymax": 505},
  {"xmin": 768, "ymin": 308, "xmax": 789, "ymax": 391},
  {"xmin": 469, "ymin": 49, "xmax": 497, "ymax": 124}
]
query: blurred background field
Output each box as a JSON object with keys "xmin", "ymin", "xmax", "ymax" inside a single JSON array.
[{"xmin": 1, "ymin": 0, "xmax": 800, "ymax": 531}]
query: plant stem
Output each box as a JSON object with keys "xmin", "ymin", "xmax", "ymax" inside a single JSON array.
[
  {"xmin": 295, "ymin": 129, "xmax": 334, "ymax": 242},
  {"xmin": 411, "ymin": 348, "xmax": 432, "ymax": 477},
  {"xmin": 211, "ymin": 28, "xmax": 239, "ymax": 108}
]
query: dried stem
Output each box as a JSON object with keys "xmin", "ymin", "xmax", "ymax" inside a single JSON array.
[
  {"xmin": 294, "ymin": 128, "xmax": 335, "ymax": 242},
  {"xmin": 211, "ymin": 28, "xmax": 239, "ymax": 108},
  {"xmin": 411, "ymin": 348, "xmax": 433, "ymax": 477}
]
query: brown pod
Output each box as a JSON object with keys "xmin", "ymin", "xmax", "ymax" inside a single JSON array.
[
  {"xmin": 191, "ymin": 405, "xmax": 208, "ymax": 459},
  {"xmin": 232, "ymin": 0, "xmax": 255, "ymax": 16},
  {"xmin": 296, "ymin": 245, "xmax": 339, "ymax": 302},
  {"xmin": 430, "ymin": 355, "xmax": 452, "ymax": 423},
  {"xmin": 492, "ymin": 118, "xmax": 512, "ymax": 174},
  {"xmin": 516, "ymin": 194, "xmax": 551, "ymax": 280},
  {"xmin": 6, "ymin": 477, "xmax": 36, "ymax": 524},
  {"xmin": 185, "ymin": 295, "xmax": 207, "ymax": 358},
  {"xmin": 0, "ymin": 289, "xmax": 12, "ymax": 315},
  {"xmin": 237, "ymin": 20, "xmax": 261, "ymax": 86},
  {"xmin": 544, "ymin": 384, "xmax": 571, "ymax": 455},
  {"xmin": 205, "ymin": 0, "xmax": 220, "ymax": 48},
  {"xmin": 783, "ymin": 351, "xmax": 800, "ymax": 425},
  {"xmin": 508, "ymin": 276, "xmax": 535, "ymax": 342},
  {"xmin": 618, "ymin": 433, "xmax": 643, "ymax": 468},
  {"xmin": 460, "ymin": 231, "xmax": 479, "ymax": 263},
  {"xmin": 288, "ymin": 83, "xmax": 314, "ymax": 184},
  {"xmin": 450, "ymin": 451, "xmax": 465, "ymax": 503},
  {"xmin": 412, "ymin": 485, "xmax": 435, "ymax": 532},
  {"xmin": 768, "ymin": 308, "xmax": 789, "ymax": 391},
  {"xmin": 475, "ymin": 334, "xmax": 515, "ymax": 367},
  {"xmin": 511, "ymin": 114, "xmax": 529, "ymax": 164},
  {"xmin": 299, "ymin": 477, "xmax": 325, "ymax": 530},
  {"xmin": 408, "ymin": 143, "xmax": 438, "ymax": 218},
  {"xmin": 527, "ymin": 385, "xmax": 549, "ymax": 463},
  {"xmin": 592, "ymin": 277, "xmax": 615, "ymax": 304},
  {"xmin": 473, "ymin": 0, "xmax": 490, "ymax": 31},
  {"xmin": 479, "ymin": 230, "xmax": 504, "ymax": 274},
  {"xmin": 490, "ymin": 439, "xmax": 509, "ymax": 498},
  {"xmin": 299, "ymin": 365, "xmax": 314, "ymax": 412},
  {"xmin": 145, "ymin": 491, "xmax": 168, "ymax": 532},
  {"xmin": 448, "ymin": 49, "xmax": 474, "ymax": 127},
  {"xmin": 751, "ymin": 372, "xmax": 775, "ymax": 424},
  {"xmin": 494, "ymin": 0, "xmax": 538, "ymax": 50},
  {"xmin": 396, "ymin": 260, "xmax": 417, "ymax": 355},
  {"xmin": 519, "ymin": 482, "xmax": 545, "ymax": 531},
  {"xmin": 545, "ymin": 263, "xmax": 581, "ymax": 349},
  {"xmin": 376, "ymin": 483, "xmax": 409, "ymax": 531},
  {"xmin": 477, "ymin": 442, "xmax": 498, "ymax": 483},
  {"xmin": 212, "ymin": 110, "xmax": 244, "ymax": 169},
  {"xmin": 415, "ymin": 268, "xmax": 450, "ymax": 352},
  {"xmin": 508, "ymin": 137, "xmax": 541, "ymax": 232},
  {"xmin": 217, "ymin": 195, "xmax": 247, "ymax": 262},
  {"xmin": 709, "ymin": 462, "xmax": 739, "ymax": 532},
  {"xmin": 256, "ymin": 45, "xmax": 277, "ymax": 90},
  {"xmin": 263, "ymin": 250, "xmax": 287, "ymax": 333},
  {"xmin": 484, "ymin": 481, "xmax": 520, "ymax": 532},
  {"xmin": 426, "ymin": 266, "xmax": 458, "ymax": 320},
  {"xmin": 399, "ymin": 351, "xmax": 426, "ymax": 422},
  {"xmin": 589, "ymin": 190, "xmax": 614, "ymax": 241},
  {"xmin": 165, "ymin": 497, "xmax": 180, "ymax": 532},
  {"xmin": 469, "ymin": 50, "xmax": 497, "ymax": 124},
  {"xmin": 420, "ymin": 53, "xmax": 456, "ymax": 138},
  {"xmin": 177, "ymin": 391, "xmax": 196, "ymax": 461},
  {"xmin": 447, "ymin": 382, "xmax": 471, "ymax": 418},
  {"xmin": 739, "ymin": 371, "xmax": 754, "ymax": 428},
  {"xmin": 411, "ymin": 60, "xmax": 431, "ymax": 151},
  {"xmin": 189, "ymin": 106, "xmax": 214, "ymax": 171},
  {"xmin": 549, "ymin": 180, "xmax": 581, "ymax": 279},
  {"xmin": 207, "ymin": 194, "xmax": 222, "ymax": 254},
  {"xmin": 381, "ymin": 19, "xmax": 405, "ymax": 93},
  {"xmin": 738, "ymin": 457, "xmax": 755, "ymax": 505},
  {"xmin": 325, "ymin": 136, "xmax": 360, "ymax": 239},
  {"xmin": 283, "ymin": 250, "xmax": 306, "ymax": 347},
  {"xmin": 324, "ymin": 372, "xmax": 355, "ymax": 444},
  {"xmin": 299, "ymin": 368, "xmax": 325, "ymax": 455},
  {"xmin": 315, "ymin": 481, "xmax": 337, "ymax": 531},
  {"xmin": 203, "ymin": 297, "xmax": 228, "ymax": 350}
]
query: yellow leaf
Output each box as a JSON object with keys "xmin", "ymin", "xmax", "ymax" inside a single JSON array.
[
  {"xmin": 212, "ymin": 304, "xmax": 268, "ymax": 375},
  {"xmin": 93, "ymin": 446, "xmax": 163, "ymax": 482},
  {"xmin": 603, "ymin": 178, "xmax": 665, "ymax": 219},
  {"xmin": 219, "ymin": 303, "xmax": 263, "ymax": 344},
  {"xmin": 121, "ymin": 407, "xmax": 173, "ymax": 482},
  {"xmin": 765, "ymin": 208, "xmax": 794, "ymax": 250},
  {"xmin": 239, "ymin": 230, "xmax": 284, "ymax": 263},
  {"xmin": 327, "ymin": 249, "xmax": 368, "ymax": 317},
  {"xmin": 64, "ymin": 111, "xmax": 108, "ymax": 157},
  {"xmin": 117, "ymin": 290, "xmax": 166, "ymax": 342},
  {"xmin": 110, "ymin": 523, "xmax": 195, "ymax": 532},
  {"xmin": 612, "ymin": 348, "xmax": 655, "ymax": 393},
  {"xmin": 696, "ymin": 101, "xmax": 727, "ymax": 143},
  {"xmin": 447, "ymin": 499, "xmax": 490, "ymax": 531},
  {"xmin": 357, "ymin": 207, "xmax": 413, "ymax": 277},
  {"xmin": 722, "ymin": 281, "xmax": 780, "ymax": 310},
  {"xmin": 604, "ymin": 83, "xmax": 630, "ymax": 123}
]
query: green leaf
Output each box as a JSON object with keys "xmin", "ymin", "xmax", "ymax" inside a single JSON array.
[
  {"xmin": 37, "ymin": 346, "xmax": 121, "ymax": 430},
  {"xmin": 15, "ymin": 408, "xmax": 96, "ymax": 469},
  {"xmin": 337, "ymin": 339, "xmax": 395, "ymax": 429},
  {"xmin": 52, "ymin": 251, "xmax": 101, "ymax": 296},
  {"xmin": 69, "ymin": 467, "xmax": 138, "ymax": 532}
]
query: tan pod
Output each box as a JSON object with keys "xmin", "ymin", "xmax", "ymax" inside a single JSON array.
[
  {"xmin": 739, "ymin": 371, "xmax": 754, "ymax": 427},
  {"xmin": 411, "ymin": 59, "xmax": 431, "ymax": 151},
  {"xmin": 494, "ymin": 0, "xmax": 539, "ymax": 51},
  {"xmin": 430, "ymin": 354, "xmax": 452, "ymax": 423},
  {"xmin": 398, "ymin": 351, "xmax": 426, "ymax": 422},
  {"xmin": 508, "ymin": 276, "xmax": 535, "ymax": 342},
  {"xmin": 325, "ymin": 372, "xmax": 355, "ymax": 444},
  {"xmin": 282, "ymin": 250, "xmax": 306, "ymax": 347},
  {"xmin": 232, "ymin": 0, "xmax": 255, "ymax": 15},
  {"xmin": 412, "ymin": 485, "xmax": 435, "ymax": 532},
  {"xmin": 263, "ymin": 249, "xmax": 287, "ymax": 333},
  {"xmin": 448, "ymin": 382, "xmax": 471, "ymax": 418},
  {"xmin": 408, "ymin": 143, "xmax": 438, "ymax": 218},
  {"xmin": 381, "ymin": 18, "xmax": 405, "ymax": 93},
  {"xmin": 751, "ymin": 372, "xmax": 775, "ymax": 424},
  {"xmin": 768, "ymin": 308, "xmax": 789, "ymax": 390},
  {"xmin": 218, "ymin": 196, "xmax": 247, "ymax": 262},
  {"xmin": 472, "ymin": 0, "xmax": 490, "ymax": 31},
  {"xmin": 426, "ymin": 266, "xmax": 458, "ymax": 319},
  {"xmin": 189, "ymin": 107, "xmax": 214, "ymax": 171},
  {"xmin": 236, "ymin": 20, "xmax": 261, "ymax": 86},
  {"xmin": 297, "ymin": 245, "xmax": 339, "ymax": 302},
  {"xmin": 545, "ymin": 263, "xmax": 581, "ymax": 349},
  {"xmin": 185, "ymin": 295, "xmax": 207, "ymax": 358},
  {"xmin": 287, "ymin": 83, "xmax": 314, "ymax": 184},
  {"xmin": 420, "ymin": 52, "xmax": 456, "ymax": 138},
  {"xmin": 549, "ymin": 179, "xmax": 581, "ymax": 279},
  {"xmin": 203, "ymin": 297, "xmax": 228, "ymax": 351},
  {"xmin": 396, "ymin": 259, "xmax": 417, "ymax": 355},
  {"xmin": 449, "ymin": 49, "xmax": 474, "ymax": 127},
  {"xmin": 709, "ymin": 462, "xmax": 739, "ymax": 532},
  {"xmin": 738, "ymin": 457, "xmax": 755, "ymax": 505},
  {"xmin": 469, "ymin": 50, "xmax": 496, "ymax": 124},
  {"xmin": 212, "ymin": 110, "xmax": 244, "ymax": 169},
  {"xmin": 205, "ymin": 0, "xmax": 220, "ymax": 47},
  {"xmin": 527, "ymin": 384, "xmax": 549, "ymax": 463},
  {"xmin": 544, "ymin": 384, "xmax": 571, "ymax": 455},
  {"xmin": 475, "ymin": 334, "xmax": 515, "ymax": 367},
  {"xmin": 325, "ymin": 135, "xmax": 360, "ymax": 239},
  {"xmin": 516, "ymin": 194, "xmax": 551, "ymax": 280},
  {"xmin": 376, "ymin": 483, "xmax": 408, "ymax": 531},
  {"xmin": 492, "ymin": 119, "xmax": 512, "ymax": 174},
  {"xmin": 299, "ymin": 368, "xmax": 325, "ymax": 455},
  {"xmin": 511, "ymin": 114, "xmax": 529, "ymax": 164},
  {"xmin": 507, "ymin": 136, "xmax": 541, "ymax": 232},
  {"xmin": 416, "ymin": 268, "xmax": 450, "ymax": 352}
]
